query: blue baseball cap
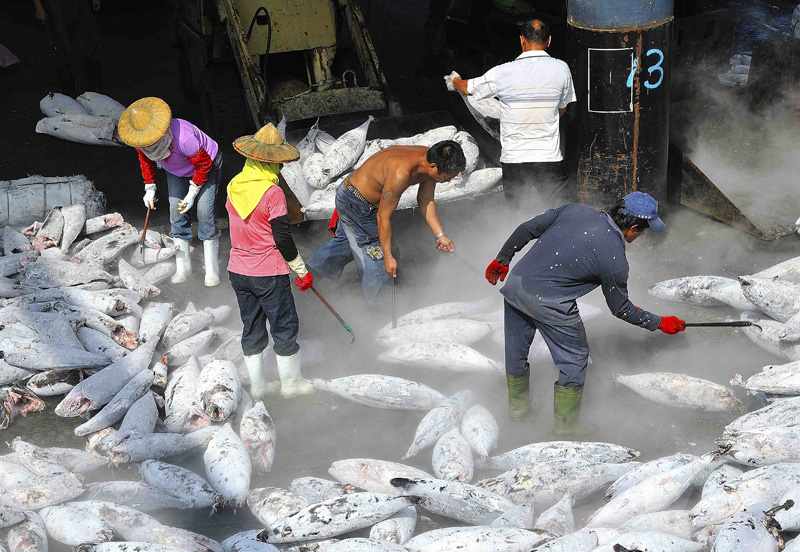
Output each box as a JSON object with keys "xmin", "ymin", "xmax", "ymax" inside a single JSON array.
[{"xmin": 620, "ymin": 191, "xmax": 666, "ymax": 232}]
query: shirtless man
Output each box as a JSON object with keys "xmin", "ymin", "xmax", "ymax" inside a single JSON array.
[{"xmin": 308, "ymin": 140, "xmax": 467, "ymax": 304}]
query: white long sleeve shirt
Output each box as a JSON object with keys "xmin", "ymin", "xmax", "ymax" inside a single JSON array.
[{"xmin": 467, "ymin": 50, "xmax": 576, "ymax": 164}]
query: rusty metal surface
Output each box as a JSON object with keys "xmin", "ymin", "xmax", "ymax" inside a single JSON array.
[
  {"xmin": 567, "ymin": 0, "xmax": 673, "ymax": 30},
  {"xmin": 218, "ymin": 0, "xmax": 268, "ymax": 128},
  {"xmin": 568, "ymin": 22, "xmax": 672, "ymax": 209},
  {"xmin": 273, "ymin": 87, "xmax": 387, "ymax": 122},
  {"xmin": 343, "ymin": 0, "xmax": 390, "ymax": 91},
  {"xmin": 674, "ymin": 148, "xmax": 762, "ymax": 237},
  {"xmin": 234, "ymin": 0, "xmax": 336, "ymax": 56},
  {"xmin": 671, "ymin": 9, "xmax": 735, "ymax": 100}
]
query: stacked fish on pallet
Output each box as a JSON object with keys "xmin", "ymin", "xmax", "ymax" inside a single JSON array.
[
  {"xmin": 36, "ymin": 92, "xmax": 126, "ymax": 147},
  {"xmin": 280, "ymin": 116, "xmax": 503, "ymax": 220}
]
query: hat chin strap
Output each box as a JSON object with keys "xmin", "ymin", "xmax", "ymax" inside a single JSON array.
[{"xmin": 141, "ymin": 129, "xmax": 173, "ymax": 161}]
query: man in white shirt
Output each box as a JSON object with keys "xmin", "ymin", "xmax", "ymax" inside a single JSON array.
[{"xmin": 445, "ymin": 19, "xmax": 576, "ymax": 212}]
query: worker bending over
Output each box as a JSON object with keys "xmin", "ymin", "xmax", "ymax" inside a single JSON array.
[
  {"xmin": 119, "ymin": 97, "xmax": 222, "ymax": 287},
  {"xmin": 226, "ymin": 123, "xmax": 314, "ymax": 399},
  {"xmin": 486, "ymin": 192, "xmax": 685, "ymax": 434},
  {"xmin": 309, "ymin": 141, "xmax": 467, "ymax": 303},
  {"xmin": 445, "ymin": 19, "xmax": 575, "ymax": 212}
]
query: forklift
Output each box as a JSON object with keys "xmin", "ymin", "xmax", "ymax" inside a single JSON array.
[{"xmin": 174, "ymin": 0, "xmax": 401, "ymax": 142}]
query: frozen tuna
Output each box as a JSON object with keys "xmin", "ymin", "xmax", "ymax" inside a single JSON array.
[
  {"xmin": 140, "ymin": 460, "xmax": 222, "ymax": 510},
  {"xmin": 477, "ymin": 459, "xmax": 638, "ymax": 509},
  {"xmin": 475, "ymin": 441, "xmax": 639, "ymax": 471},
  {"xmin": 312, "ymin": 374, "xmax": 446, "ymax": 410},
  {"xmin": 716, "ymin": 425, "xmax": 800, "ymax": 466},
  {"xmin": 204, "ymin": 423, "xmax": 251, "ymax": 509},
  {"xmin": 432, "ymin": 428, "xmax": 474, "ymax": 482},
  {"xmin": 613, "ymin": 372, "xmax": 745, "ymax": 412},
  {"xmin": 391, "ymin": 476, "xmax": 513, "ymax": 525},
  {"xmin": 164, "ymin": 357, "xmax": 209, "ymax": 433},
  {"xmin": 76, "ymin": 92, "xmax": 126, "ymax": 119},
  {"xmin": 584, "ymin": 454, "xmax": 717, "ymax": 528},
  {"xmin": 262, "ymin": 492, "xmax": 413, "ymax": 543},
  {"xmin": 239, "ymin": 401, "xmax": 276, "ymax": 473},
  {"xmin": 320, "ymin": 116, "xmax": 374, "ymax": 184},
  {"xmin": 40, "ymin": 92, "xmax": 88, "ymax": 116},
  {"xmin": 328, "ymin": 458, "xmax": 431, "ymax": 495},
  {"xmin": 376, "ymin": 319, "xmax": 492, "ymax": 347},
  {"xmin": 247, "ymin": 487, "xmax": 308, "ymax": 530},
  {"xmin": 369, "ymin": 505, "xmax": 417, "ymax": 545},
  {"xmin": 39, "ymin": 505, "xmax": 114, "ymax": 546},
  {"xmin": 378, "ymin": 342, "xmax": 502, "ymax": 372},
  {"xmin": 36, "ymin": 114, "xmax": 122, "ymax": 146},
  {"xmin": 196, "ymin": 359, "xmax": 241, "ymax": 421},
  {"xmin": 404, "ymin": 390, "xmax": 473, "ymax": 459},
  {"xmin": 460, "ymin": 405, "xmax": 499, "ymax": 459}
]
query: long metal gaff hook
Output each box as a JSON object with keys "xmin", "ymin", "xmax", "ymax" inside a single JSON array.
[{"xmin": 310, "ymin": 285, "xmax": 355, "ymax": 343}]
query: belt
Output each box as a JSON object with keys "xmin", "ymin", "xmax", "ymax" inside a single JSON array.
[{"xmin": 344, "ymin": 179, "xmax": 370, "ymax": 204}]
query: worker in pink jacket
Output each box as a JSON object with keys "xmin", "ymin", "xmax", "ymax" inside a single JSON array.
[{"xmin": 118, "ymin": 97, "xmax": 222, "ymax": 286}]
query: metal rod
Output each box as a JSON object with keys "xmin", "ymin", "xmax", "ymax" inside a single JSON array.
[
  {"xmin": 451, "ymin": 251, "xmax": 482, "ymax": 277},
  {"xmin": 139, "ymin": 206, "xmax": 152, "ymax": 254},
  {"xmin": 310, "ymin": 285, "xmax": 355, "ymax": 343},
  {"xmin": 391, "ymin": 277, "xmax": 397, "ymax": 329},
  {"xmin": 683, "ymin": 321, "xmax": 762, "ymax": 330}
]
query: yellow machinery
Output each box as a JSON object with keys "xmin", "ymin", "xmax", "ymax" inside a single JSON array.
[{"xmin": 175, "ymin": 0, "xmax": 400, "ymax": 139}]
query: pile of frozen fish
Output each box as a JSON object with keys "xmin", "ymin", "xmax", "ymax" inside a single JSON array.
[
  {"xmin": 364, "ymin": 297, "xmax": 602, "ymax": 376},
  {"xmin": 36, "ymin": 92, "xmax": 126, "ymax": 147},
  {"xmin": 718, "ymin": 53, "xmax": 752, "ymax": 88},
  {"xmin": 1, "ymin": 219, "xmax": 800, "ymax": 552},
  {"xmin": 281, "ymin": 116, "xmax": 502, "ymax": 220},
  {"xmin": 648, "ymin": 255, "xmax": 800, "ymax": 397}
]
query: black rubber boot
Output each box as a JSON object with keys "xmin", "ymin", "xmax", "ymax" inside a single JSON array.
[
  {"xmin": 85, "ymin": 59, "xmax": 102, "ymax": 92},
  {"xmin": 507, "ymin": 371, "xmax": 530, "ymax": 422},
  {"xmin": 553, "ymin": 382, "xmax": 597, "ymax": 436},
  {"xmin": 56, "ymin": 64, "xmax": 77, "ymax": 97}
]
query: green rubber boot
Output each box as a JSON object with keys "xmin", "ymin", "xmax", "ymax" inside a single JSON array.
[
  {"xmin": 506, "ymin": 372, "xmax": 530, "ymax": 422},
  {"xmin": 553, "ymin": 383, "xmax": 597, "ymax": 436}
]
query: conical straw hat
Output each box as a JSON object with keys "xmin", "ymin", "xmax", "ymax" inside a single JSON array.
[
  {"xmin": 233, "ymin": 123, "xmax": 300, "ymax": 163},
  {"xmin": 118, "ymin": 97, "xmax": 172, "ymax": 148}
]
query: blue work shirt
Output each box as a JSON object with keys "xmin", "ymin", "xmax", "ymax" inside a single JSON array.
[{"xmin": 498, "ymin": 203, "xmax": 661, "ymax": 330}]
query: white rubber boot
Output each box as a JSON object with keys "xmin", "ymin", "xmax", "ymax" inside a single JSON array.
[
  {"xmin": 276, "ymin": 349, "xmax": 314, "ymax": 398},
  {"xmin": 171, "ymin": 238, "xmax": 192, "ymax": 284},
  {"xmin": 203, "ymin": 238, "xmax": 220, "ymax": 287},
  {"xmin": 243, "ymin": 353, "xmax": 280, "ymax": 399}
]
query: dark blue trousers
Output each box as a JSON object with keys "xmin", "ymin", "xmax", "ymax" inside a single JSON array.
[
  {"xmin": 229, "ymin": 272, "xmax": 299, "ymax": 357},
  {"xmin": 504, "ymin": 300, "xmax": 590, "ymax": 387}
]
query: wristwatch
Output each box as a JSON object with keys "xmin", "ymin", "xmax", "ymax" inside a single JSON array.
[{"xmin": 434, "ymin": 232, "xmax": 445, "ymax": 240}]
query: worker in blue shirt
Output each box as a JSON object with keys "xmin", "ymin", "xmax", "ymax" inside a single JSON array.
[{"xmin": 485, "ymin": 192, "xmax": 686, "ymax": 435}]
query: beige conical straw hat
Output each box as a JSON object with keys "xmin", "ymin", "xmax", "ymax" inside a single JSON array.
[
  {"xmin": 118, "ymin": 97, "xmax": 172, "ymax": 148},
  {"xmin": 233, "ymin": 123, "xmax": 300, "ymax": 163}
]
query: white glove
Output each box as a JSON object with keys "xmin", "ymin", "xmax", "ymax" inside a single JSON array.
[
  {"xmin": 143, "ymin": 183, "xmax": 156, "ymax": 209},
  {"xmin": 178, "ymin": 182, "xmax": 200, "ymax": 214},
  {"xmin": 287, "ymin": 253, "xmax": 308, "ymax": 277},
  {"xmin": 444, "ymin": 71, "xmax": 461, "ymax": 92}
]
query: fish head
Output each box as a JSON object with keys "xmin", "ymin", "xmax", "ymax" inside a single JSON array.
[
  {"xmin": 8, "ymin": 386, "xmax": 46, "ymax": 416},
  {"xmin": 55, "ymin": 394, "xmax": 92, "ymax": 417},
  {"xmin": 647, "ymin": 279, "xmax": 681, "ymax": 300}
]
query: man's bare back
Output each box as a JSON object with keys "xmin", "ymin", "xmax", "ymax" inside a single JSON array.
[{"xmin": 349, "ymin": 146, "xmax": 436, "ymax": 206}]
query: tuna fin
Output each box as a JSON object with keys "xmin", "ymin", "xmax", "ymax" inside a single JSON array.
[{"xmin": 389, "ymin": 477, "xmax": 414, "ymax": 491}]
